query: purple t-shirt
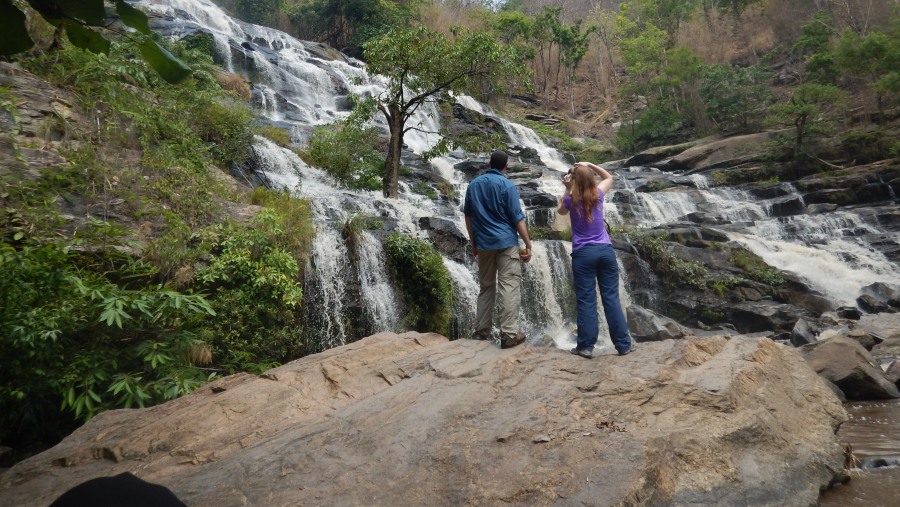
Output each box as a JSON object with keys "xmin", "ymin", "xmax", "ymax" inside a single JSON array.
[{"xmin": 564, "ymin": 191, "xmax": 610, "ymax": 251}]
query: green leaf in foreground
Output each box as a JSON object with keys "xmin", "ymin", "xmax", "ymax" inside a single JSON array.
[
  {"xmin": 138, "ymin": 38, "xmax": 192, "ymax": 84},
  {"xmin": 0, "ymin": 0, "xmax": 35, "ymax": 56},
  {"xmin": 64, "ymin": 20, "xmax": 111, "ymax": 55},
  {"xmin": 116, "ymin": 0, "xmax": 152, "ymax": 36}
]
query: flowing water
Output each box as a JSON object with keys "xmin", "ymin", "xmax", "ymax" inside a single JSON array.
[{"xmin": 819, "ymin": 400, "xmax": 900, "ymax": 506}]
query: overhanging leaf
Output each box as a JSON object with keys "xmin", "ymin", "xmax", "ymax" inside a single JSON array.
[
  {"xmin": 137, "ymin": 38, "xmax": 192, "ymax": 84},
  {"xmin": 0, "ymin": 0, "xmax": 35, "ymax": 56},
  {"xmin": 64, "ymin": 20, "xmax": 111, "ymax": 55},
  {"xmin": 116, "ymin": 0, "xmax": 151, "ymax": 35},
  {"xmin": 56, "ymin": 0, "xmax": 105, "ymax": 25}
]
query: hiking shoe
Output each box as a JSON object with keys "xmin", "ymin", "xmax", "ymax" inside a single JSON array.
[
  {"xmin": 570, "ymin": 347, "xmax": 592, "ymax": 359},
  {"xmin": 471, "ymin": 330, "xmax": 491, "ymax": 341},
  {"xmin": 618, "ymin": 340, "xmax": 637, "ymax": 356},
  {"xmin": 500, "ymin": 332, "xmax": 525, "ymax": 349}
]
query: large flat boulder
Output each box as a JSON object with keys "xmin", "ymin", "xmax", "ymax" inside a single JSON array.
[
  {"xmin": 0, "ymin": 332, "xmax": 847, "ymax": 506},
  {"xmin": 664, "ymin": 130, "xmax": 791, "ymax": 172}
]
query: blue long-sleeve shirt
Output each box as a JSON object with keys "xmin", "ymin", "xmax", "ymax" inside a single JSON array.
[{"xmin": 463, "ymin": 168, "xmax": 525, "ymax": 250}]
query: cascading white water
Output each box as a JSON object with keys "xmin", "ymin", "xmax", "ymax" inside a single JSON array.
[
  {"xmin": 731, "ymin": 210, "xmax": 900, "ymax": 305},
  {"xmin": 611, "ymin": 166, "xmax": 900, "ymax": 306},
  {"xmin": 357, "ymin": 232, "xmax": 402, "ymax": 332},
  {"xmin": 454, "ymin": 95, "xmax": 570, "ymax": 172}
]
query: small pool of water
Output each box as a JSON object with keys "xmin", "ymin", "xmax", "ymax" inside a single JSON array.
[{"xmin": 819, "ymin": 399, "xmax": 900, "ymax": 507}]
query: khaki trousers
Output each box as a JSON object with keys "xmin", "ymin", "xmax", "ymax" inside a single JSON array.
[{"xmin": 474, "ymin": 246, "xmax": 521, "ymax": 337}]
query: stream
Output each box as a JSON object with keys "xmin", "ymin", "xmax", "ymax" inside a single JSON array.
[{"xmin": 819, "ymin": 399, "xmax": 900, "ymax": 506}]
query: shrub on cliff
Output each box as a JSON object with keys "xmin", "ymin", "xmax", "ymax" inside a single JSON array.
[{"xmin": 384, "ymin": 233, "xmax": 453, "ymax": 336}]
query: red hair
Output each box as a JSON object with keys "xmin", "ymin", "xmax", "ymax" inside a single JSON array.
[{"xmin": 570, "ymin": 166, "xmax": 599, "ymax": 222}]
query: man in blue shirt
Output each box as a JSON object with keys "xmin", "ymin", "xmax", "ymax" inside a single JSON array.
[{"xmin": 463, "ymin": 150, "xmax": 533, "ymax": 349}]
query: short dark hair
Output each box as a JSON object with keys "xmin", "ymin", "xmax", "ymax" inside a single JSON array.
[{"xmin": 489, "ymin": 150, "xmax": 508, "ymax": 170}]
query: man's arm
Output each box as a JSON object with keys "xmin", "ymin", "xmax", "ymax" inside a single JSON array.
[
  {"xmin": 516, "ymin": 219, "xmax": 533, "ymax": 263},
  {"xmin": 465, "ymin": 214, "xmax": 478, "ymax": 257}
]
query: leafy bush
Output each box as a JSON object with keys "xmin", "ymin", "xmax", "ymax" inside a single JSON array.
[
  {"xmin": 195, "ymin": 210, "xmax": 307, "ymax": 372},
  {"xmin": 189, "ymin": 98, "xmax": 254, "ymax": 166},
  {"xmin": 256, "ymin": 124, "xmax": 292, "ymax": 147},
  {"xmin": 0, "ymin": 236, "xmax": 215, "ymax": 461},
  {"xmin": 730, "ymin": 249, "xmax": 785, "ymax": 286},
  {"xmin": 700, "ymin": 64, "xmax": 772, "ymax": 134},
  {"xmin": 614, "ymin": 101, "xmax": 685, "ymax": 154},
  {"xmin": 307, "ymin": 118, "xmax": 384, "ymax": 191},
  {"xmin": 627, "ymin": 230, "xmax": 708, "ymax": 289},
  {"xmin": 384, "ymin": 234, "xmax": 453, "ymax": 336}
]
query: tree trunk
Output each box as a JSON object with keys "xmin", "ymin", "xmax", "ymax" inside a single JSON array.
[{"xmin": 383, "ymin": 105, "xmax": 404, "ymax": 198}]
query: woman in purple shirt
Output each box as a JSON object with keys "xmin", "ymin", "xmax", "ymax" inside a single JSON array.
[{"xmin": 557, "ymin": 162, "xmax": 636, "ymax": 358}]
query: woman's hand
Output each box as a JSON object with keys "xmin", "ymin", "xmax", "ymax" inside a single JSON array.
[{"xmin": 561, "ymin": 172, "xmax": 573, "ymax": 190}]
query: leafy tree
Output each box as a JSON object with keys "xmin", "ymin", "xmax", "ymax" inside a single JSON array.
[
  {"xmin": 234, "ymin": 0, "xmax": 283, "ymax": 25},
  {"xmin": 635, "ymin": 0, "xmax": 697, "ymax": 37},
  {"xmin": 0, "ymin": 0, "xmax": 191, "ymax": 83},
  {"xmin": 556, "ymin": 19, "xmax": 596, "ymax": 111},
  {"xmin": 307, "ymin": 112, "xmax": 384, "ymax": 191},
  {"xmin": 361, "ymin": 25, "xmax": 527, "ymax": 198},
  {"xmin": 770, "ymin": 83, "xmax": 847, "ymax": 155},
  {"xmin": 700, "ymin": 63, "xmax": 771, "ymax": 133},
  {"xmin": 287, "ymin": 0, "xmax": 414, "ymax": 57},
  {"xmin": 794, "ymin": 11, "xmax": 839, "ymax": 84},
  {"xmin": 834, "ymin": 26, "xmax": 900, "ymax": 117}
]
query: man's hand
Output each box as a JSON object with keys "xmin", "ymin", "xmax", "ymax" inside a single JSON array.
[{"xmin": 519, "ymin": 247, "xmax": 532, "ymax": 263}]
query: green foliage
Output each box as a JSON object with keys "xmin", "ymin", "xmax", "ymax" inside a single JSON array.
[
  {"xmin": 307, "ymin": 117, "xmax": 384, "ymax": 191},
  {"xmin": 626, "ymin": 230, "xmax": 708, "ymax": 289},
  {"xmin": 709, "ymin": 277, "xmax": 738, "ymax": 298},
  {"xmin": 0, "ymin": 233, "xmax": 215, "ymax": 451},
  {"xmin": 2, "ymin": 0, "xmax": 191, "ymax": 83},
  {"xmin": 700, "ymin": 64, "xmax": 772, "ymax": 134},
  {"xmin": 362, "ymin": 25, "xmax": 529, "ymax": 197},
  {"xmin": 834, "ymin": 25, "xmax": 900, "ymax": 114},
  {"xmin": 633, "ymin": 0, "xmax": 697, "ymax": 37},
  {"xmin": 195, "ymin": 210, "xmax": 306, "ymax": 372},
  {"xmin": 411, "ymin": 180, "xmax": 438, "ymax": 199},
  {"xmin": 248, "ymin": 187, "xmax": 316, "ymax": 258},
  {"xmin": 729, "ymin": 249, "xmax": 784, "ymax": 286},
  {"xmin": 383, "ymin": 233, "xmax": 453, "ymax": 336},
  {"xmin": 699, "ymin": 307, "xmax": 725, "ymax": 322},
  {"xmin": 22, "ymin": 40, "xmax": 253, "ymax": 224},
  {"xmin": 288, "ymin": 0, "xmax": 415, "ymax": 57},
  {"xmin": 234, "ymin": 0, "xmax": 284, "ymax": 25},
  {"xmin": 257, "ymin": 124, "xmax": 292, "ymax": 147},
  {"xmin": 614, "ymin": 100, "xmax": 684, "ymax": 154},
  {"xmin": 190, "ymin": 98, "xmax": 254, "ymax": 166},
  {"xmin": 769, "ymin": 83, "xmax": 847, "ymax": 155}
]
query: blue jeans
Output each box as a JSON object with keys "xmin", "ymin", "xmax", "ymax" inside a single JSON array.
[{"xmin": 571, "ymin": 243, "xmax": 631, "ymax": 352}]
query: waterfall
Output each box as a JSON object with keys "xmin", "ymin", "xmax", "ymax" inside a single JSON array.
[
  {"xmin": 454, "ymin": 95, "xmax": 570, "ymax": 172},
  {"xmin": 610, "ymin": 169, "xmax": 900, "ymax": 306},
  {"xmin": 139, "ymin": 0, "xmax": 898, "ymax": 351},
  {"xmin": 357, "ymin": 232, "xmax": 402, "ymax": 332}
]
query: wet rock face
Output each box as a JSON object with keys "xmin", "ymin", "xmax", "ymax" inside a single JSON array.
[{"xmin": 0, "ymin": 333, "xmax": 847, "ymax": 507}]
